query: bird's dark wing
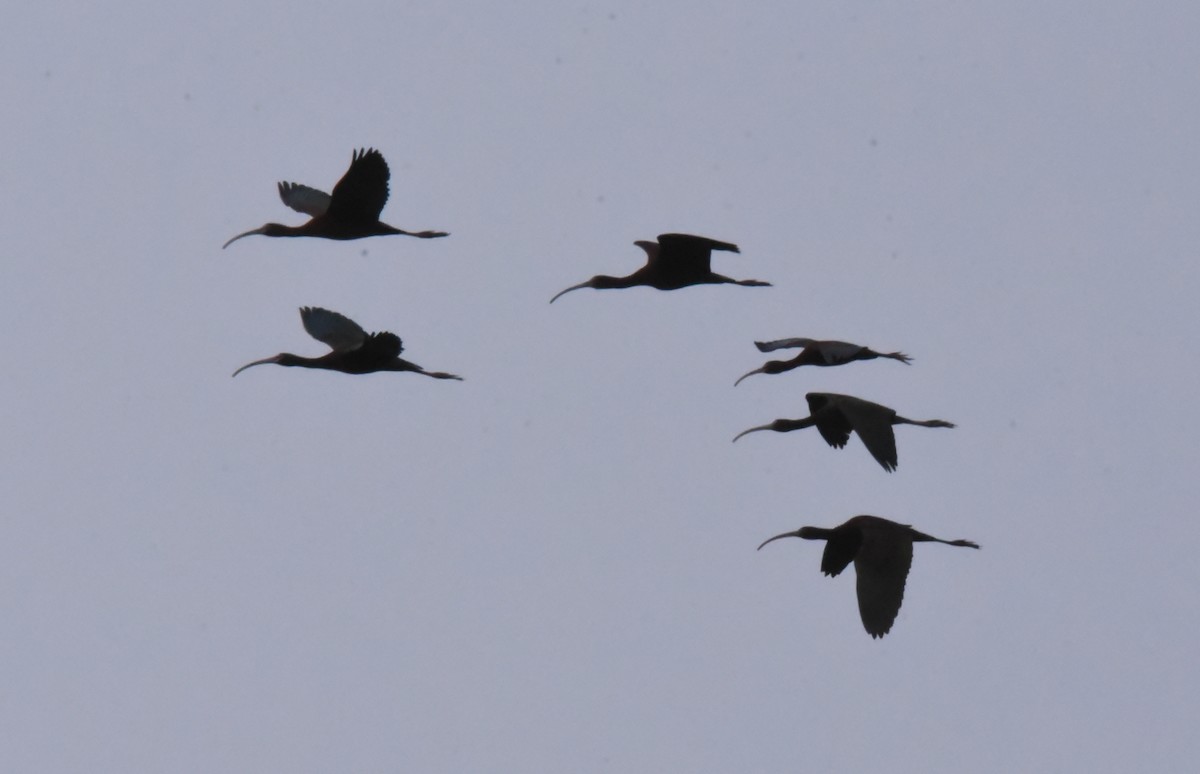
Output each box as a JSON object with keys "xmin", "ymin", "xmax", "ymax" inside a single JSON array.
[
  {"xmin": 837, "ymin": 397, "xmax": 899, "ymax": 472},
  {"xmin": 755, "ymin": 337, "xmax": 816, "ymax": 353},
  {"xmin": 328, "ymin": 148, "xmax": 390, "ymax": 223},
  {"xmin": 277, "ymin": 182, "xmax": 331, "ymax": 217},
  {"xmin": 819, "ymin": 532, "xmax": 861, "ymax": 577},
  {"xmin": 815, "ymin": 340, "xmax": 869, "ymax": 365},
  {"xmin": 806, "ymin": 394, "xmax": 852, "ymax": 449},
  {"xmin": 300, "ymin": 307, "xmax": 367, "ymax": 352},
  {"xmin": 653, "ymin": 233, "xmax": 740, "ymax": 274},
  {"xmin": 854, "ymin": 535, "xmax": 913, "ymax": 638},
  {"xmin": 361, "ymin": 331, "xmax": 403, "ymax": 361}
]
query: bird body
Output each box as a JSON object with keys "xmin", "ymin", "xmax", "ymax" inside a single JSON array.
[
  {"xmin": 232, "ymin": 307, "xmax": 462, "ymax": 380},
  {"xmin": 736, "ymin": 338, "xmax": 911, "ymax": 385},
  {"xmin": 223, "ymin": 149, "xmax": 448, "ymax": 248},
  {"xmin": 550, "ymin": 233, "xmax": 770, "ymax": 302},
  {"xmin": 758, "ymin": 515, "xmax": 979, "ymax": 638},
  {"xmin": 732, "ymin": 392, "xmax": 954, "ymax": 471}
]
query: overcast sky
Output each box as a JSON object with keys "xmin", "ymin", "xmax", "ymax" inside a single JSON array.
[{"xmin": 4, "ymin": 2, "xmax": 1199, "ymax": 772}]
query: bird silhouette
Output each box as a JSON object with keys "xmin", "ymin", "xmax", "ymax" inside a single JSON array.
[
  {"xmin": 549, "ymin": 233, "xmax": 770, "ymax": 303},
  {"xmin": 232, "ymin": 307, "xmax": 462, "ymax": 380},
  {"xmin": 735, "ymin": 338, "xmax": 911, "ymax": 386},
  {"xmin": 758, "ymin": 515, "xmax": 979, "ymax": 638},
  {"xmin": 223, "ymin": 148, "xmax": 448, "ymax": 248},
  {"xmin": 732, "ymin": 392, "xmax": 953, "ymax": 471}
]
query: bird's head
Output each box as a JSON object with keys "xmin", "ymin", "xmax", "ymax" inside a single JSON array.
[
  {"xmin": 550, "ymin": 275, "xmax": 629, "ymax": 303},
  {"xmin": 756, "ymin": 526, "xmax": 826, "ymax": 550},
  {"xmin": 734, "ymin": 360, "xmax": 787, "ymax": 386},
  {"xmin": 732, "ymin": 419, "xmax": 799, "ymax": 442}
]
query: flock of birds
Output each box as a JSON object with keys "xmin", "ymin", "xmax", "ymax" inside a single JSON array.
[{"xmin": 226, "ymin": 147, "xmax": 978, "ymax": 639}]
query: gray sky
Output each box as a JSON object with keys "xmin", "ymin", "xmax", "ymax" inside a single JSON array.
[{"xmin": 5, "ymin": 2, "xmax": 1199, "ymax": 771}]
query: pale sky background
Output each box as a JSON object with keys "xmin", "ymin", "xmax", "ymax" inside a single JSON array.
[{"xmin": 4, "ymin": 2, "xmax": 1199, "ymax": 772}]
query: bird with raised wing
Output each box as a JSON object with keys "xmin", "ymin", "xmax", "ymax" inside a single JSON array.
[
  {"xmin": 735, "ymin": 338, "xmax": 911, "ymax": 386},
  {"xmin": 223, "ymin": 148, "xmax": 448, "ymax": 248},
  {"xmin": 549, "ymin": 233, "xmax": 770, "ymax": 302},
  {"xmin": 732, "ymin": 392, "xmax": 953, "ymax": 472},
  {"xmin": 232, "ymin": 307, "xmax": 462, "ymax": 380},
  {"xmin": 758, "ymin": 515, "xmax": 979, "ymax": 638}
]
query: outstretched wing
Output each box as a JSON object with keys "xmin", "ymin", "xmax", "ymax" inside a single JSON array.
[
  {"xmin": 653, "ymin": 233, "xmax": 740, "ymax": 275},
  {"xmin": 328, "ymin": 148, "xmax": 391, "ymax": 223},
  {"xmin": 814, "ymin": 340, "xmax": 870, "ymax": 365},
  {"xmin": 299, "ymin": 307, "xmax": 367, "ymax": 353},
  {"xmin": 277, "ymin": 182, "xmax": 331, "ymax": 217},
  {"xmin": 806, "ymin": 393, "xmax": 853, "ymax": 449},
  {"xmin": 854, "ymin": 534, "xmax": 913, "ymax": 638},
  {"xmin": 755, "ymin": 337, "xmax": 816, "ymax": 353},
  {"xmin": 360, "ymin": 331, "xmax": 403, "ymax": 361},
  {"xmin": 835, "ymin": 395, "xmax": 899, "ymax": 472},
  {"xmin": 820, "ymin": 532, "xmax": 861, "ymax": 578}
]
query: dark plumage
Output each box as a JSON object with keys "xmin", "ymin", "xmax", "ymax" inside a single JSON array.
[
  {"xmin": 549, "ymin": 233, "xmax": 770, "ymax": 302},
  {"xmin": 758, "ymin": 515, "xmax": 979, "ymax": 638},
  {"xmin": 232, "ymin": 307, "xmax": 462, "ymax": 380},
  {"xmin": 735, "ymin": 337, "xmax": 911, "ymax": 386},
  {"xmin": 223, "ymin": 148, "xmax": 448, "ymax": 248},
  {"xmin": 732, "ymin": 392, "xmax": 954, "ymax": 472}
]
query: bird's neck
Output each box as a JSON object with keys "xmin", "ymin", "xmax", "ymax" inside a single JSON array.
[
  {"xmin": 591, "ymin": 274, "xmax": 641, "ymax": 290},
  {"xmin": 261, "ymin": 223, "xmax": 308, "ymax": 238},
  {"xmin": 773, "ymin": 416, "xmax": 817, "ymax": 433},
  {"xmin": 275, "ymin": 353, "xmax": 321, "ymax": 368}
]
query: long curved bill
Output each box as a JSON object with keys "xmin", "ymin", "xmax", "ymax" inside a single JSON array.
[
  {"xmin": 232, "ymin": 355, "xmax": 281, "ymax": 377},
  {"xmin": 757, "ymin": 529, "xmax": 804, "ymax": 551},
  {"xmin": 549, "ymin": 281, "xmax": 591, "ymax": 304},
  {"xmin": 222, "ymin": 227, "xmax": 266, "ymax": 249},
  {"xmin": 734, "ymin": 367, "xmax": 766, "ymax": 386},
  {"xmin": 732, "ymin": 424, "xmax": 773, "ymax": 443}
]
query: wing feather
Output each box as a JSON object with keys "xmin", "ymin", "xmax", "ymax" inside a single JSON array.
[
  {"xmin": 328, "ymin": 148, "xmax": 391, "ymax": 223},
  {"xmin": 854, "ymin": 534, "xmax": 913, "ymax": 638},
  {"xmin": 815, "ymin": 340, "xmax": 869, "ymax": 365},
  {"xmin": 806, "ymin": 393, "xmax": 852, "ymax": 449},
  {"xmin": 653, "ymin": 233, "xmax": 739, "ymax": 275},
  {"xmin": 277, "ymin": 182, "xmax": 331, "ymax": 217},
  {"xmin": 836, "ymin": 396, "xmax": 900, "ymax": 471},
  {"xmin": 755, "ymin": 337, "xmax": 816, "ymax": 353},
  {"xmin": 361, "ymin": 331, "xmax": 403, "ymax": 360},
  {"xmin": 299, "ymin": 307, "xmax": 366, "ymax": 352}
]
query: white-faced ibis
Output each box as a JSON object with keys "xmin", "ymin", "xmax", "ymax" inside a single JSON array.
[
  {"xmin": 549, "ymin": 233, "xmax": 771, "ymax": 303},
  {"xmin": 223, "ymin": 148, "xmax": 448, "ymax": 248},
  {"xmin": 758, "ymin": 515, "xmax": 979, "ymax": 638},
  {"xmin": 232, "ymin": 307, "xmax": 462, "ymax": 380},
  {"xmin": 735, "ymin": 338, "xmax": 911, "ymax": 386},
  {"xmin": 732, "ymin": 392, "xmax": 954, "ymax": 472}
]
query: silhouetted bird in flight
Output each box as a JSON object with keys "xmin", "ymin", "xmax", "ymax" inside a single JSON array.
[
  {"xmin": 733, "ymin": 392, "xmax": 953, "ymax": 471},
  {"xmin": 549, "ymin": 233, "xmax": 770, "ymax": 302},
  {"xmin": 758, "ymin": 515, "xmax": 979, "ymax": 638},
  {"xmin": 736, "ymin": 338, "xmax": 911, "ymax": 386},
  {"xmin": 223, "ymin": 148, "xmax": 448, "ymax": 248},
  {"xmin": 233, "ymin": 307, "xmax": 462, "ymax": 380}
]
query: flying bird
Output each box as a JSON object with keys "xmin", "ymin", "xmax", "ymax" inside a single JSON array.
[
  {"xmin": 758, "ymin": 515, "xmax": 979, "ymax": 638},
  {"xmin": 232, "ymin": 307, "xmax": 462, "ymax": 380},
  {"xmin": 735, "ymin": 338, "xmax": 911, "ymax": 386},
  {"xmin": 223, "ymin": 148, "xmax": 448, "ymax": 248},
  {"xmin": 732, "ymin": 392, "xmax": 954, "ymax": 472},
  {"xmin": 549, "ymin": 233, "xmax": 770, "ymax": 303}
]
